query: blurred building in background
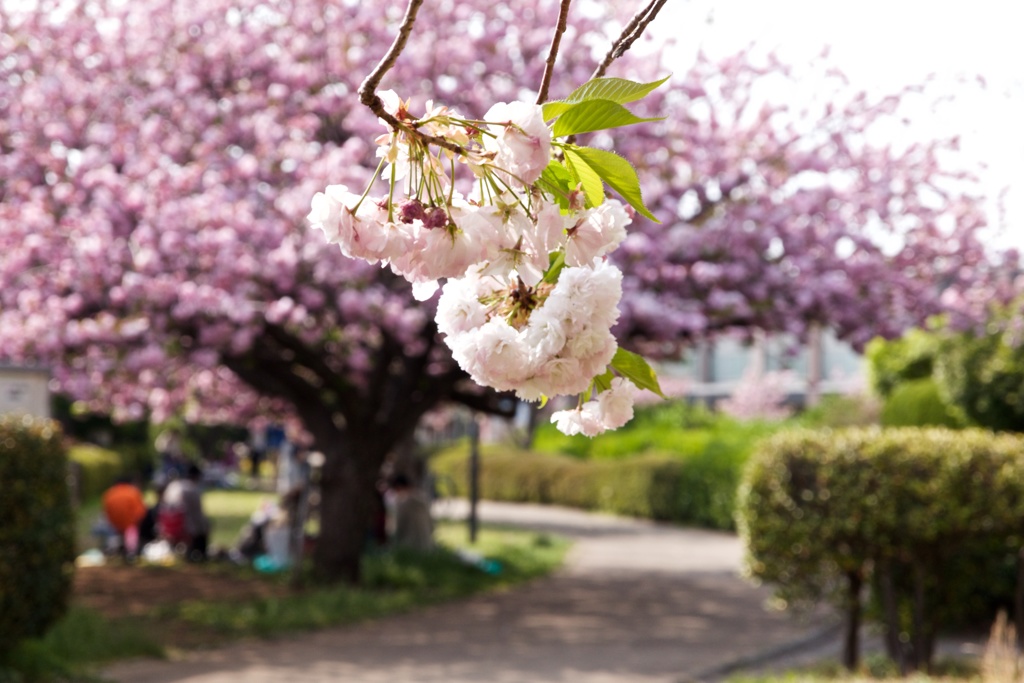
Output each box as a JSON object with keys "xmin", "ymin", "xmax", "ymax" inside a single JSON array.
[{"xmin": 0, "ymin": 365, "xmax": 50, "ymax": 419}]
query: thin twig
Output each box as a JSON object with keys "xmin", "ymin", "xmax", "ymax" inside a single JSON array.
[
  {"xmin": 565, "ymin": 0, "xmax": 668, "ymax": 145},
  {"xmin": 357, "ymin": 0, "xmax": 468, "ymax": 156},
  {"xmin": 590, "ymin": 0, "xmax": 668, "ymax": 81},
  {"xmin": 536, "ymin": 0, "xmax": 573, "ymax": 105}
]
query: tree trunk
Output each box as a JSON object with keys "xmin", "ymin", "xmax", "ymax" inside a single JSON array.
[
  {"xmin": 911, "ymin": 558, "xmax": 929, "ymax": 672},
  {"xmin": 1015, "ymin": 546, "xmax": 1024, "ymax": 651},
  {"xmin": 879, "ymin": 559, "xmax": 907, "ymax": 674},
  {"xmin": 312, "ymin": 431, "xmax": 389, "ymax": 584},
  {"xmin": 842, "ymin": 571, "xmax": 862, "ymax": 671},
  {"xmin": 520, "ymin": 402, "xmax": 541, "ymax": 449}
]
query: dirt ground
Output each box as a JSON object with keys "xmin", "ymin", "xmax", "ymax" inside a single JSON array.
[{"xmin": 74, "ymin": 563, "xmax": 290, "ymax": 620}]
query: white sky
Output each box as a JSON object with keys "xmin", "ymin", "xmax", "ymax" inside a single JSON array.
[{"xmin": 655, "ymin": 0, "xmax": 1024, "ymax": 253}]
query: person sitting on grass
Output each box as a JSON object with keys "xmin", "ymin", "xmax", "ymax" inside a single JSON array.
[
  {"xmin": 101, "ymin": 475, "xmax": 147, "ymax": 558},
  {"xmin": 387, "ymin": 473, "xmax": 434, "ymax": 552},
  {"xmin": 161, "ymin": 464, "xmax": 211, "ymax": 561}
]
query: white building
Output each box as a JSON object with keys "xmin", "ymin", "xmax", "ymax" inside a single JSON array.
[
  {"xmin": 0, "ymin": 365, "xmax": 51, "ymax": 419},
  {"xmin": 661, "ymin": 327, "xmax": 866, "ymax": 407}
]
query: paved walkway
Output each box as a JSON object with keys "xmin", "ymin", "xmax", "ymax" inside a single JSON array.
[{"xmin": 104, "ymin": 501, "xmax": 835, "ymax": 683}]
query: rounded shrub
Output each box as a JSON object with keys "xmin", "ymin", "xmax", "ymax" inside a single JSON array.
[
  {"xmin": 879, "ymin": 378, "xmax": 962, "ymax": 428},
  {"xmin": 738, "ymin": 427, "xmax": 1024, "ymax": 671},
  {"xmin": 0, "ymin": 416, "xmax": 75, "ymax": 659}
]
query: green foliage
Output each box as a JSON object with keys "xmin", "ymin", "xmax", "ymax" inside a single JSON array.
[
  {"xmin": 865, "ymin": 329, "xmax": 940, "ymax": 398},
  {"xmin": 433, "ymin": 419, "xmax": 761, "ymax": 531},
  {"xmin": 540, "ymin": 75, "xmax": 666, "ymax": 220},
  {"xmin": 562, "ymin": 146, "xmax": 605, "ymax": 207},
  {"xmin": 67, "ymin": 444, "xmax": 123, "ymax": 501},
  {"xmin": 551, "ymin": 100, "xmax": 660, "ymax": 138},
  {"xmin": 608, "ymin": 348, "xmax": 666, "ymax": 397},
  {"xmin": 67, "ymin": 438, "xmax": 159, "ymax": 504},
  {"xmin": 0, "ymin": 417, "xmax": 75, "ymax": 661},
  {"xmin": 541, "ymin": 75, "xmax": 671, "ymax": 120},
  {"xmin": 533, "ymin": 400, "xmax": 772, "ymax": 461},
  {"xmin": 5, "ymin": 525, "xmax": 561, "ymax": 678},
  {"xmin": 935, "ymin": 315, "xmax": 1024, "ymax": 432},
  {"xmin": 794, "ymin": 394, "xmax": 880, "ymax": 429},
  {"xmin": 738, "ymin": 427, "xmax": 1024, "ymax": 669},
  {"xmin": 561, "ymin": 144, "xmax": 657, "ymax": 220},
  {"xmin": 879, "ymin": 378, "xmax": 963, "ymax": 428},
  {"xmin": 1, "ymin": 607, "xmax": 163, "ymax": 682},
  {"xmin": 159, "ymin": 524, "xmax": 567, "ymax": 639},
  {"xmin": 430, "ymin": 401, "xmax": 776, "ymax": 531}
]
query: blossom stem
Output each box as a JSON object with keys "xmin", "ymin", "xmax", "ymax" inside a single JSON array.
[
  {"xmin": 536, "ymin": 0, "xmax": 573, "ymax": 105},
  {"xmin": 490, "ymin": 172, "xmax": 532, "ymax": 214},
  {"xmin": 388, "ymin": 162, "xmax": 397, "ymax": 222},
  {"xmin": 354, "ymin": 154, "xmax": 389, "ymax": 214},
  {"xmin": 448, "ymin": 157, "xmax": 457, "ymax": 204}
]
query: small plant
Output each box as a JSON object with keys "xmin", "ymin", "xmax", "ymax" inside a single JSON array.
[{"xmin": 983, "ymin": 612, "xmax": 1023, "ymax": 683}]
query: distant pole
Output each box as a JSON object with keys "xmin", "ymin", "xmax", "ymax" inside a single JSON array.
[
  {"xmin": 807, "ymin": 323, "xmax": 823, "ymax": 407},
  {"xmin": 468, "ymin": 415, "xmax": 480, "ymax": 544}
]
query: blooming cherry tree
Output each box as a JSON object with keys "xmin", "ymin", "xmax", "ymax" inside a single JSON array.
[{"xmin": 0, "ymin": 0, "xmax": 1008, "ymax": 581}]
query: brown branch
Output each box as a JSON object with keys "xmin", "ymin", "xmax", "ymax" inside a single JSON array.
[
  {"xmin": 358, "ymin": 0, "xmax": 424, "ymax": 112},
  {"xmin": 356, "ymin": 0, "xmax": 468, "ymax": 157},
  {"xmin": 590, "ymin": 0, "xmax": 668, "ymax": 81},
  {"xmin": 536, "ymin": 0, "xmax": 574, "ymax": 105}
]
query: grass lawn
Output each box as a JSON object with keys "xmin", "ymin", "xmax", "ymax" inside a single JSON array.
[
  {"xmin": 12, "ymin": 490, "xmax": 567, "ymax": 682},
  {"xmin": 728, "ymin": 654, "xmax": 982, "ymax": 683}
]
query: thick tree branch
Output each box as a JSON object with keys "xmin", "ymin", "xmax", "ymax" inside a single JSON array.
[
  {"xmin": 366, "ymin": 331, "xmax": 401, "ymax": 422},
  {"xmin": 590, "ymin": 0, "xmax": 668, "ymax": 81},
  {"xmin": 536, "ymin": 0, "xmax": 573, "ymax": 105},
  {"xmin": 261, "ymin": 324, "xmax": 361, "ymax": 418},
  {"xmin": 450, "ymin": 386, "xmax": 518, "ymax": 417},
  {"xmin": 222, "ymin": 354, "xmax": 336, "ymax": 431}
]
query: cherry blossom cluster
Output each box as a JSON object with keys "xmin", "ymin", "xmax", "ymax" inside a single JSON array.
[{"xmin": 309, "ymin": 92, "xmax": 642, "ymax": 435}]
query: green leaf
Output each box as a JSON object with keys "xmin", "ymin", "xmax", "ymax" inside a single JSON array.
[
  {"xmin": 542, "ymin": 251, "xmax": 566, "ymax": 284},
  {"xmin": 538, "ymin": 159, "xmax": 574, "ymax": 209},
  {"xmin": 565, "ymin": 145, "xmax": 658, "ymax": 222},
  {"xmin": 611, "ymin": 348, "xmax": 666, "ymax": 398},
  {"xmin": 592, "ymin": 368, "xmax": 615, "ymax": 394},
  {"xmin": 563, "ymin": 147, "xmax": 604, "ymax": 208},
  {"xmin": 543, "ymin": 75, "xmax": 670, "ymax": 120},
  {"xmin": 551, "ymin": 100, "xmax": 661, "ymax": 138}
]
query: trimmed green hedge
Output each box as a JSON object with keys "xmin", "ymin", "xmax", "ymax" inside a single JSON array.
[
  {"xmin": 432, "ymin": 442, "xmax": 744, "ymax": 530},
  {"xmin": 68, "ymin": 443, "xmax": 124, "ymax": 501},
  {"xmin": 67, "ymin": 441, "xmax": 156, "ymax": 502},
  {"xmin": 738, "ymin": 427, "xmax": 1024, "ymax": 672},
  {"xmin": 0, "ymin": 416, "xmax": 75, "ymax": 660},
  {"xmin": 879, "ymin": 378, "xmax": 962, "ymax": 428}
]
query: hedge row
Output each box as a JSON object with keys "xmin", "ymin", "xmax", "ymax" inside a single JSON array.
[
  {"xmin": 431, "ymin": 442, "xmax": 745, "ymax": 530},
  {"xmin": 67, "ymin": 442, "xmax": 156, "ymax": 502},
  {"xmin": 738, "ymin": 427, "xmax": 1024, "ymax": 672},
  {"xmin": 68, "ymin": 443, "xmax": 124, "ymax": 501},
  {"xmin": 0, "ymin": 416, "xmax": 75, "ymax": 659}
]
